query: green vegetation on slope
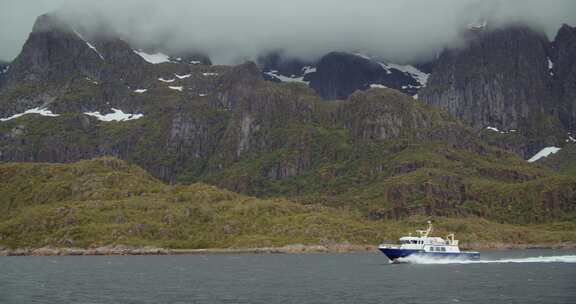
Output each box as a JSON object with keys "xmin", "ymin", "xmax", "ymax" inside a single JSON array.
[
  {"xmin": 1, "ymin": 158, "xmax": 575, "ymax": 249},
  {"xmin": 540, "ymin": 144, "xmax": 576, "ymax": 177}
]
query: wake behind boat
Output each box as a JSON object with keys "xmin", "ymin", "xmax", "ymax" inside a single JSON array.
[{"xmin": 378, "ymin": 221, "xmax": 480, "ymax": 263}]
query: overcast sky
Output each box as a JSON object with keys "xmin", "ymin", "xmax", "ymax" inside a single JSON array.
[{"xmin": 1, "ymin": 0, "xmax": 576, "ymax": 63}]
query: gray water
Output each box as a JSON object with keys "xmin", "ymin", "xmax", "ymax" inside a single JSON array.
[{"xmin": 1, "ymin": 250, "xmax": 575, "ymax": 304}]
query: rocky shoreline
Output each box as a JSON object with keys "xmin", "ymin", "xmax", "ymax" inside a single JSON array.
[{"xmin": 1, "ymin": 242, "xmax": 575, "ymax": 256}]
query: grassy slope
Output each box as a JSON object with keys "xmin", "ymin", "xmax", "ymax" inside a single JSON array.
[
  {"xmin": 540, "ymin": 144, "xmax": 576, "ymax": 177},
  {"xmin": 1, "ymin": 158, "xmax": 575, "ymax": 249},
  {"xmin": 1, "ymin": 84, "xmax": 575, "ymax": 227}
]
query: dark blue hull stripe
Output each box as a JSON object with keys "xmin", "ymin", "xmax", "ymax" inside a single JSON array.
[{"xmin": 379, "ymin": 248, "xmax": 480, "ymax": 260}]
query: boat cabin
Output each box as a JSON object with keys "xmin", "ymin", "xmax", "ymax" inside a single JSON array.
[{"xmin": 381, "ymin": 222, "xmax": 461, "ymax": 253}]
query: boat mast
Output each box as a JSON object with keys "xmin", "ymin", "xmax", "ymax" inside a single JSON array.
[
  {"xmin": 424, "ymin": 221, "xmax": 432, "ymax": 237},
  {"xmin": 416, "ymin": 221, "xmax": 433, "ymax": 238}
]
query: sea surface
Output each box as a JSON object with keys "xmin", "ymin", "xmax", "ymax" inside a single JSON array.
[{"xmin": 0, "ymin": 249, "xmax": 575, "ymax": 304}]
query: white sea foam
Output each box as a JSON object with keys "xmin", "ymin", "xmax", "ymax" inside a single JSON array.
[{"xmin": 395, "ymin": 255, "xmax": 576, "ymax": 265}]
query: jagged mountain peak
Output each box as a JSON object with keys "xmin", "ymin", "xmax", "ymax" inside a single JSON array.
[
  {"xmin": 557, "ymin": 23, "xmax": 576, "ymax": 37},
  {"xmin": 31, "ymin": 14, "xmax": 73, "ymax": 34}
]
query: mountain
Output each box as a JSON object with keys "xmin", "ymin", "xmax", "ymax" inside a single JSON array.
[
  {"xmin": 258, "ymin": 51, "xmax": 429, "ymax": 100},
  {"xmin": 419, "ymin": 24, "xmax": 574, "ymax": 157},
  {"xmin": 0, "ymin": 13, "xmax": 576, "ymax": 248},
  {"xmin": 258, "ymin": 25, "xmax": 576, "ymax": 160}
]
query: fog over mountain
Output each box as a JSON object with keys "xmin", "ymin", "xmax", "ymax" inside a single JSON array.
[{"xmin": 1, "ymin": 0, "xmax": 576, "ymax": 63}]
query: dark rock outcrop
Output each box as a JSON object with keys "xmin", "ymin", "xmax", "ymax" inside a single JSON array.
[
  {"xmin": 553, "ymin": 24, "xmax": 576, "ymax": 135},
  {"xmin": 419, "ymin": 25, "xmax": 569, "ymax": 157},
  {"xmin": 420, "ymin": 25, "xmax": 553, "ymax": 130},
  {"xmin": 308, "ymin": 52, "xmax": 425, "ymax": 100},
  {"xmin": 0, "ymin": 61, "xmax": 8, "ymax": 87},
  {"xmin": 170, "ymin": 52, "xmax": 212, "ymax": 65},
  {"xmin": 309, "ymin": 52, "xmax": 383, "ymax": 100},
  {"xmin": 259, "ymin": 51, "xmax": 428, "ymax": 100},
  {"xmin": 258, "ymin": 51, "xmax": 313, "ymax": 79}
]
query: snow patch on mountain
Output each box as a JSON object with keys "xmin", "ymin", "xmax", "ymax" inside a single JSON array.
[
  {"xmin": 85, "ymin": 77, "xmax": 98, "ymax": 85},
  {"xmin": 370, "ymin": 84, "xmax": 388, "ymax": 89},
  {"xmin": 467, "ymin": 20, "xmax": 487, "ymax": 30},
  {"xmin": 134, "ymin": 89, "xmax": 147, "ymax": 94},
  {"xmin": 384, "ymin": 63, "xmax": 430, "ymax": 87},
  {"xmin": 73, "ymin": 30, "xmax": 105, "ymax": 61},
  {"xmin": 485, "ymin": 126, "xmax": 517, "ymax": 134},
  {"xmin": 73, "ymin": 31, "xmax": 104, "ymax": 60},
  {"xmin": 134, "ymin": 50, "xmax": 172, "ymax": 64},
  {"xmin": 175, "ymin": 74, "xmax": 191, "ymax": 79},
  {"xmin": 84, "ymin": 108, "xmax": 143, "ymax": 122},
  {"xmin": 353, "ymin": 53, "xmax": 373, "ymax": 60},
  {"xmin": 202, "ymin": 72, "xmax": 219, "ymax": 76},
  {"xmin": 303, "ymin": 66, "xmax": 317, "ymax": 75},
  {"xmin": 528, "ymin": 147, "xmax": 561, "ymax": 162},
  {"xmin": 264, "ymin": 65, "xmax": 317, "ymax": 85},
  {"xmin": 0, "ymin": 107, "xmax": 60, "ymax": 122},
  {"xmin": 158, "ymin": 77, "xmax": 176, "ymax": 83},
  {"xmin": 169, "ymin": 86, "xmax": 183, "ymax": 91},
  {"xmin": 265, "ymin": 70, "xmax": 309, "ymax": 84},
  {"xmin": 378, "ymin": 63, "xmax": 393, "ymax": 75},
  {"xmin": 547, "ymin": 58, "xmax": 555, "ymax": 76}
]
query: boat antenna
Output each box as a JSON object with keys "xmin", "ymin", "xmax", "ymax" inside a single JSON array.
[
  {"xmin": 425, "ymin": 221, "xmax": 432, "ymax": 237},
  {"xmin": 416, "ymin": 221, "xmax": 433, "ymax": 238}
]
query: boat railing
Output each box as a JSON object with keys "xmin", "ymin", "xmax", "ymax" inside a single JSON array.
[{"xmin": 378, "ymin": 243, "xmax": 401, "ymax": 249}]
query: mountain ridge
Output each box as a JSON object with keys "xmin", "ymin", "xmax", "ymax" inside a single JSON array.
[{"xmin": 0, "ymin": 14, "xmax": 575, "ymax": 234}]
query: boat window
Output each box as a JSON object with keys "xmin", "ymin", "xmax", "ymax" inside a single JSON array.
[
  {"xmin": 441, "ymin": 247, "xmax": 446, "ymax": 252},
  {"xmin": 429, "ymin": 247, "xmax": 434, "ymax": 251}
]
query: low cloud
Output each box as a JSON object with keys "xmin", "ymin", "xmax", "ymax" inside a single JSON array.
[{"xmin": 1, "ymin": 0, "xmax": 576, "ymax": 63}]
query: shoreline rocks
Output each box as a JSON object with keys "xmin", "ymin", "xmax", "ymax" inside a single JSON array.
[{"xmin": 1, "ymin": 242, "xmax": 574, "ymax": 257}]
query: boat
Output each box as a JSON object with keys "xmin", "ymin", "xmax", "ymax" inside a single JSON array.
[{"xmin": 378, "ymin": 221, "xmax": 480, "ymax": 262}]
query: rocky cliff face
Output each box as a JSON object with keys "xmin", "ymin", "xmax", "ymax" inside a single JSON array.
[
  {"xmin": 419, "ymin": 25, "xmax": 572, "ymax": 157},
  {"xmin": 0, "ymin": 14, "xmax": 148, "ymax": 117},
  {"xmin": 309, "ymin": 52, "xmax": 383, "ymax": 100},
  {"xmin": 420, "ymin": 25, "xmax": 552, "ymax": 130},
  {"xmin": 309, "ymin": 52, "xmax": 428, "ymax": 100},
  {"xmin": 0, "ymin": 61, "xmax": 8, "ymax": 86},
  {"xmin": 553, "ymin": 24, "xmax": 576, "ymax": 135}
]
